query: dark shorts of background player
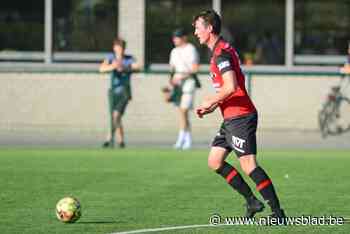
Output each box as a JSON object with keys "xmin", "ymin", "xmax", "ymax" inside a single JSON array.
[
  {"xmin": 169, "ymin": 85, "xmax": 182, "ymax": 107},
  {"xmin": 110, "ymin": 90, "xmax": 129, "ymax": 116},
  {"xmin": 212, "ymin": 112, "xmax": 258, "ymax": 157}
]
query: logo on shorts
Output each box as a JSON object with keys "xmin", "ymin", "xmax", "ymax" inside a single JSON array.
[{"xmin": 232, "ymin": 135, "xmax": 246, "ymax": 153}]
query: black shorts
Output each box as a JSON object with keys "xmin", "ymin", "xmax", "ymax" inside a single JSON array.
[
  {"xmin": 110, "ymin": 89, "xmax": 129, "ymax": 116},
  {"xmin": 212, "ymin": 112, "xmax": 258, "ymax": 157}
]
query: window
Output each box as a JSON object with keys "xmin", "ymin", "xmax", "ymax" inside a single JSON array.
[
  {"xmin": 146, "ymin": 0, "xmax": 212, "ymax": 65},
  {"xmin": 0, "ymin": 1, "xmax": 44, "ymax": 52},
  {"xmin": 53, "ymin": 0, "xmax": 118, "ymax": 53},
  {"xmin": 222, "ymin": 0, "xmax": 286, "ymax": 65},
  {"xmin": 295, "ymin": 0, "xmax": 350, "ymax": 56}
]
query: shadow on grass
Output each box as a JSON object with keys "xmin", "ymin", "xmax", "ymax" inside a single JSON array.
[{"xmin": 76, "ymin": 220, "xmax": 119, "ymax": 224}]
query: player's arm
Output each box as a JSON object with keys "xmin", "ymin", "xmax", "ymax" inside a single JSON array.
[
  {"xmin": 204, "ymin": 70, "xmax": 237, "ymax": 106},
  {"xmin": 168, "ymin": 66, "xmax": 177, "ymax": 85},
  {"xmin": 191, "ymin": 62, "xmax": 199, "ymax": 74},
  {"xmin": 117, "ymin": 57, "xmax": 140, "ymax": 73},
  {"xmin": 196, "ymin": 100, "xmax": 218, "ymax": 118},
  {"xmin": 117, "ymin": 61, "xmax": 140, "ymax": 73},
  {"xmin": 196, "ymin": 72, "xmax": 236, "ymax": 118},
  {"xmin": 183, "ymin": 48, "xmax": 200, "ymax": 80},
  {"xmin": 127, "ymin": 56, "xmax": 141, "ymax": 72},
  {"xmin": 172, "ymin": 63, "xmax": 199, "ymax": 85},
  {"xmin": 187, "ymin": 61, "xmax": 200, "ymax": 79},
  {"xmin": 200, "ymin": 52, "xmax": 237, "ymax": 110},
  {"xmin": 130, "ymin": 62, "xmax": 141, "ymax": 72},
  {"xmin": 99, "ymin": 59, "xmax": 117, "ymax": 73},
  {"xmin": 169, "ymin": 65, "xmax": 175, "ymax": 77}
]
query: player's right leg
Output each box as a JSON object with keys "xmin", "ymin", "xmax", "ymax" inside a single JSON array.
[
  {"xmin": 178, "ymin": 81, "xmax": 195, "ymax": 150},
  {"xmin": 113, "ymin": 94, "xmax": 129, "ymax": 148},
  {"xmin": 174, "ymin": 107, "xmax": 187, "ymax": 149},
  {"xmin": 103, "ymin": 110, "xmax": 125, "ymax": 148},
  {"xmin": 180, "ymin": 107, "xmax": 192, "ymax": 150},
  {"xmin": 115, "ymin": 113, "xmax": 125, "ymax": 148},
  {"xmin": 102, "ymin": 110, "xmax": 118, "ymax": 148},
  {"xmin": 208, "ymin": 146, "xmax": 263, "ymax": 218}
]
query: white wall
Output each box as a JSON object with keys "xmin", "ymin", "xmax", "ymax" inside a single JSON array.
[{"xmin": 0, "ymin": 72, "xmax": 341, "ymax": 142}]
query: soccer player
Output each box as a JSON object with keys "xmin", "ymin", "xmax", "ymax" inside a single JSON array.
[
  {"xmin": 167, "ymin": 28, "xmax": 200, "ymax": 150},
  {"xmin": 340, "ymin": 41, "xmax": 350, "ymax": 74},
  {"xmin": 99, "ymin": 38, "xmax": 140, "ymax": 148},
  {"xmin": 193, "ymin": 10, "xmax": 286, "ymax": 220}
]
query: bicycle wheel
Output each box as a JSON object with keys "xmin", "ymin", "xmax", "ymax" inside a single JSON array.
[
  {"xmin": 318, "ymin": 99, "xmax": 337, "ymax": 138},
  {"xmin": 329, "ymin": 97, "xmax": 350, "ymax": 135},
  {"xmin": 324, "ymin": 97, "xmax": 350, "ymax": 136}
]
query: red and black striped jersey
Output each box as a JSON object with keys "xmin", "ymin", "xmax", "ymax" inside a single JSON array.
[{"xmin": 210, "ymin": 37, "xmax": 256, "ymax": 119}]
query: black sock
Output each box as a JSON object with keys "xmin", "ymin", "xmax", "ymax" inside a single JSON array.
[
  {"xmin": 216, "ymin": 162, "xmax": 254, "ymax": 201},
  {"xmin": 249, "ymin": 166, "xmax": 281, "ymax": 211}
]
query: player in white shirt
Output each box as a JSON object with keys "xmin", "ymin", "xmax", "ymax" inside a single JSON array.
[{"xmin": 169, "ymin": 28, "xmax": 200, "ymax": 150}]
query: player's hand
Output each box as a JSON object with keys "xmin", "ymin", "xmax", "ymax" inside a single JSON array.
[
  {"xmin": 111, "ymin": 60, "xmax": 118, "ymax": 68},
  {"xmin": 112, "ymin": 59, "xmax": 123, "ymax": 72},
  {"xmin": 171, "ymin": 74, "xmax": 185, "ymax": 85},
  {"xmin": 195, "ymin": 106, "xmax": 215, "ymax": 118},
  {"xmin": 196, "ymin": 103, "xmax": 218, "ymax": 118},
  {"xmin": 196, "ymin": 108, "xmax": 204, "ymax": 118}
]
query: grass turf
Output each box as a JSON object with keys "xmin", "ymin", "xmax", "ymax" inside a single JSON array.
[{"xmin": 0, "ymin": 149, "xmax": 349, "ymax": 234}]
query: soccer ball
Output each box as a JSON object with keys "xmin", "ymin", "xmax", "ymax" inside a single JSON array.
[{"xmin": 55, "ymin": 196, "xmax": 82, "ymax": 223}]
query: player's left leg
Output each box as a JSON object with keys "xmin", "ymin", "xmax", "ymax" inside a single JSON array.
[
  {"xmin": 209, "ymin": 146, "xmax": 263, "ymax": 218},
  {"xmin": 114, "ymin": 112, "xmax": 125, "ymax": 148},
  {"xmin": 102, "ymin": 110, "xmax": 118, "ymax": 148},
  {"xmin": 179, "ymin": 80, "xmax": 195, "ymax": 150},
  {"xmin": 103, "ymin": 111, "xmax": 122, "ymax": 148},
  {"xmin": 239, "ymin": 154, "xmax": 285, "ymax": 220},
  {"xmin": 180, "ymin": 91, "xmax": 195, "ymax": 150},
  {"xmin": 175, "ymin": 93, "xmax": 193, "ymax": 149},
  {"xmin": 209, "ymin": 147, "xmax": 257, "ymax": 204},
  {"xmin": 230, "ymin": 112, "xmax": 285, "ymax": 221},
  {"xmin": 174, "ymin": 107, "xmax": 187, "ymax": 149},
  {"xmin": 180, "ymin": 107, "xmax": 192, "ymax": 150},
  {"xmin": 114, "ymin": 98, "xmax": 129, "ymax": 148}
]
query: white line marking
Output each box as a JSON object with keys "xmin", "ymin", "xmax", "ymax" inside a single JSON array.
[{"xmin": 110, "ymin": 224, "xmax": 228, "ymax": 234}]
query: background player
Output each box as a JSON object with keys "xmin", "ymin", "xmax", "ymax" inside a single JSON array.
[
  {"xmin": 166, "ymin": 28, "xmax": 200, "ymax": 150},
  {"xmin": 340, "ymin": 41, "xmax": 350, "ymax": 74},
  {"xmin": 99, "ymin": 38, "xmax": 140, "ymax": 148},
  {"xmin": 193, "ymin": 10, "xmax": 286, "ymax": 221}
]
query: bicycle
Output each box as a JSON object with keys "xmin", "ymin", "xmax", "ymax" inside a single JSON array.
[{"xmin": 318, "ymin": 74, "xmax": 350, "ymax": 138}]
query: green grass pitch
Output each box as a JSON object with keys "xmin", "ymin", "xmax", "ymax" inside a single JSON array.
[{"xmin": 0, "ymin": 149, "xmax": 349, "ymax": 234}]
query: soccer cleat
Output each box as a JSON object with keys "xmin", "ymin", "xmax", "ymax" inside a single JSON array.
[
  {"xmin": 269, "ymin": 209, "xmax": 287, "ymax": 225},
  {"xmin": 245, "ymin": 197, "xmax": 265, "ymax": 218},
  {"xmin": 119, "ymin": 142, "xmax": 125, "ymax": 148},
  {"xmin": 181, "ymin": 140, "xmax": 192, "ymax": 150},
  {"xmin": 102, "ymin": 141, "xmax": 110, "ymax": 148},
  {"xmin": 173, "ymin": 140, "xmax": 183, "ymax": 149}
]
